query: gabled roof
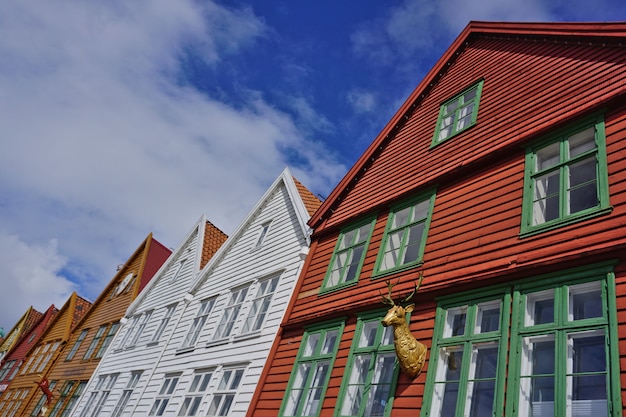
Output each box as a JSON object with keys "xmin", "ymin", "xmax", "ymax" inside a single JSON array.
[
  {"xmin": 308, "ymin": 21, "xmax": 626, "ymax": 230},
  {"xmin": 189, "ymin": 167, "xmax": 319, "ymax": 294},
  {"xmin": 125, "ymin": 216, "xmax": 228, "ymax": 316},
  {"xmin": 0, "ymin": 307, "xmax": 43, "ymax": 356}
]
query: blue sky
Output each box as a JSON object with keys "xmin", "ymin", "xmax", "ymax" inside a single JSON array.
[{"xmin": 1, "ymin": 0, "xmax": 626, "ymax": 331}]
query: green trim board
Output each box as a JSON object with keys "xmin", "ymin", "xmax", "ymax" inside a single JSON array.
[
  {"xmin": 432, "ymin": 79, "xmax": 484, "ymax": 146},
  {"xmin": 421, "ymin": 262, "xmax": 622, "ymax": 417},
  {"xmin": 520, "ymin": 114, "xmax": 611, "ymax": 237},
  {"xmin": 373, "ymin": 189, "xmax": 436, "ymax": 277},
  {"xmin": 278, "ymin": 320, "xmax": 345, "ymax": 417},
  {"xmin": 320, "ymin": 217, "xmax": 376, "ymax": 294}
]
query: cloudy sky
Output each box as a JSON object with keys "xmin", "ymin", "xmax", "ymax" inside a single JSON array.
[{"xmin": 1, "ymin": 0, "xmax": 626, "ymax": 332}]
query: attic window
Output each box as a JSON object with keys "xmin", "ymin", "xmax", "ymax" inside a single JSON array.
[
  {"xmin": 253, "ymin": 221, "xmax": 272, "ymax": 249},
  {"xmin": 433, "ymin": 79, "xmax": 484, "ymax": 145}
]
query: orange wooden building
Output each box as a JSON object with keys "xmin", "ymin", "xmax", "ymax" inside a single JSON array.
[{"xmin": 248, "ymin": 22, "xmax": 626, "ymax": 417}]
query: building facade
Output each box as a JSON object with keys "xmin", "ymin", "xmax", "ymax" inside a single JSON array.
[{"xmin": 249, "ymin": 22, "xmax": 626, "ymax": 417}]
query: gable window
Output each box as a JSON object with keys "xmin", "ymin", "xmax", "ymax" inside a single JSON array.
[
  {"xmin": 214, "ymin": 286, "xmax": 250, "ymax": 340},
  {"xmin": 66, "ymin": 329, "xmax": 89, "ymax": 361},
  {"xmin": 254, "ymin": 221, "xmax": 272, "ymax": 249},
  {"xmin": 207, "ymin": 366, "xmax": 246, "ymax": 416},
  {"xmin": 280, "ymin": 322, "xmax": 344, "ymax": 417},
  {"xmin": 178, "ymin": 369, "xmax": 214, "ymax": 416},
  {"xmin": 521, "ymin": 115, "xmax": 610, "ymax": 235},
  {"xmin": 433, "ymin": 80, "xmax": 484, "ymax": 144},
  {"xmin": 374, "ymin": 190, "xmax": 436, "ymax": 275},
  {"xmin": 182, "ymin": 298, "xmax": 217, "ymax": 348},
  {"xmin": 171, "ymin": 260, "xmax": 187, "ymax": 283},
  {"xmin": 423, "ymin": 263, "xmax": 620, "ymax": 417},
  {"xmin": 242, "ymin": 275, "xmax": 281, "ymax": 333},
  {"xmin": 84, "ymin": 326, "xmax": 107, "ymax": 360},
  {"xmin": 95, "ymin": 322, "xmax": 120, "ymax": 358},
  {"xmin": 149, "ymin": 374, "xmax": 180, "ymax": 416},
  {"xmin": 321, "ymin": 219, "xmax": 375, "ymax": 292},
  {"xmin": 151, "ymin": 304, "xmax": 177, "ymax": 343},
  {"xmin": 336, "ymin": 313, "xmax": 398, "ymax": 417},
  {"xmin": 111, "ymin": 371, "xmax": 142, "ymax": 417}
]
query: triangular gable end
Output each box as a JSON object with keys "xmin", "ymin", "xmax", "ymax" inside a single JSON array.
[{"xmin": 308, "ymin": 21, "xmax": 626, "ymax": 231}]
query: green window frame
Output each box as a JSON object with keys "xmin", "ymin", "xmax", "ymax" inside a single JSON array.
[
  {"xmin": 521, "ymin": 115, "xmax": 611, "ymax": 236},
  {"xmin": 432, "ymin": 80, "xmax": 484, "ymax": 145},
  {"xmin": 374, "ymin": 190, "xmax": 436, "ymax": 276},
  {"xmin": 279, "ymin": 320, "xmax": 344, "ymax": 417},
  {"xmin": 422, "ymin": 263, "xmax": 621, "ymax": 417},
  {"xmin": 335, "ymin": 312, "xmax": 399, "ymax": 417},
  {"xmin": 422, "ymin": 289, "xmax": 510, "ymax": 417},
  {"xmin": 321, "ymin": 218, "xmax": 375, "ymax": 293},
  {"xmin": 83, "ymin": 325, "xmax": 106, "ymax": 360},
  {"xmin": 66, "ymin": 329, "xmax": 89, "ymax": 361},
  {"xmin": 95, "ymin": 322, "xmax": 120, "ymax": 358}
]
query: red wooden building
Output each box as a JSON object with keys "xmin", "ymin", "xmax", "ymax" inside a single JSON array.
[{"xmin": 248, "ymin": 22, "xmax": 626, "ymax": 417}]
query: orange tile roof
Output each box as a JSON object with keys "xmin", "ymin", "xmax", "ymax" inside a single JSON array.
[
  {"xmin": 200, "ymin": 221, "xmax": 228, "ymax": 269},
  {"xmin": 293, "ymin": 177, "xmax": 322, "ymax": 217}
]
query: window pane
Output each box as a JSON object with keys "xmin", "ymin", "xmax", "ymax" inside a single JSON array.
[
  {"xmin": 321, "ymin": 330, "xmax": 338, "ymax": 354},
  {"xmin": 568, "ymin": 157, "xmax": 598, "ymax": 214},
  {"xmin": 569, "ymin": 282, "xmax": 603, "ymax": 320},
  {"xmin": 402, "ymin": 223, "xmax": 425, "ymax": 265},
  {"xmin": 568, "ymin": 127, "xmax": 595, "ymax": 158},
  {"xmin": 359, "ymin": 322, "xmax": 378, "ymax": 347},
  {"xmin": 475, "ymin": 301, "xmax": 500, "ymax": 334},
  {"xmin": 304, "ymin": 334, "xmax": 319, "ymax": 357},
  {"xmin": 525, "ymin": 290, "xmax": 554, "ymax": 326},
  {"xmin": 444, "ymin": 307, "xmax": 466, "ymax": 337},
  {"xmin": 392, "ymin": 207, "xmax": 411, "ymax": 228},
  {"xmin": 533, "ymin": 171, "xmax": 560, "ymax": 225},
  {"xmin": 536, "ymin": 143, "xmax": 560, "ymax": 171}
]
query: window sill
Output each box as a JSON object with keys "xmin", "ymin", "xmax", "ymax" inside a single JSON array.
[
  {"xmin": 233, "ymin": 331, "xmax": 262, "ymax": 342},
  {"xmin": 206, "ymin": 338, "xmax": 230, "ymax": 348},
  {"xmin": 519, "ymin": 206, "xmax": 613, "ymax": 238},
  {"xmin": 176, "ymin": 346, "xmax": 195, "ymax": 355},
  {"xmin": 318, "ymin": 280, "xmax": 358, "ymax": 296},
  {"xmin": 371, "ymin": 261, "xmax": 424, "ymax": 279}
]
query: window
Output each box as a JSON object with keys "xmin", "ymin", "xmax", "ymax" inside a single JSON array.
[
  {"xmin": 66, "ymin": 329, "xmax": 89, "ymax": 361},
  {"xmin": 207, "ymin": 367, "xmax": 246, "ymax": 416},
  {"xmin": 111, "ymin": 371, "xmax": 142, "ymax": 417},
  {"xmin": 178, "ymin": 369, "xmax": 214, "ymax": 416},
  {"xmin": 116, "ymin": 316, "xmax": 139, "ymax": 349},
  {"xmin": 182, "ymin": 298, "xmax": 216, "ymax": 348},
  {"xmin": 280, "ymin": 322, "xmax": 344, "ymax": 417},
  {"xmin": 127, "ymin": 311, "xmax": 152, "ymax": 348},
  {"xmin": 433, "ymin": 80, "xmax": 484, "ymax": 144},
  {"xmin": 0, "ymin": 360, "xmax": 16, "ymax": 380},
  {"xmin": 336, "ymin": 314, "xmax": 398, "ymax": 417},
  {"xmin": 49, "ymin": 381, "xmax": 87, "ymax": 417},
  {"xmin": 423, "ymin": 263, "xmax": 621, "ymax": 417},
  {"xmin": 21, "ymin": 345, "xmax": 40, "ymax": 375},
  {"xmin": 254, "ymin": 221, "xmax": 272, "ymax": 249},
  {"xmin": 149, "ymin": 374, "xmax": 180, "ymax": 416},
  {"xmin": 214, "ymin": 287, "xmax": 250, "ymax": 340},
  {"xmin": 36, "ymin": 341, "xmax": 59, "ymax": 373},
  {"xmin": 151, "ymin": 304, "xmax": 177, "ymax": 343},
  {"xmin": 7, "ymin": 361, "xmax": 20, "ymax": 381},
  {"xmin": 425, "ymin": 294, "xmax": 508, "ymax": 417},
  {"xmin": 374, "ymin": 190, "xmax": 436, "ymax": 275},
  {"xmin": 242, "ymin": 275, "xmax": 280, "ymax": 333},
  {"xmin": 521, "ymin": 116, "xmax": 610, "ymax": 235},
  {"xmin": 1, "ymin": 388, "xmax": 29, "ymax": 417},
  {"xmin": 321, "ymin": 219, "xmax": 375, "ymax": 292},
  {"xmin": 95, "ymin": 322, "xmax": 120, "ymax": 358},
  {"xmin": 84, "ymin": 326, "xmax": 107, "ymax": 360},
  {"xmin": 31, "ymin": 381, "xmax": 57, "ymax": 417},
  {"xmin": 171, "ymin": 260, "xmax": 187, "ymax": 283},
  {"xmin": 79, "ymin": 374, "xmax": 118, "ymax": 417}
]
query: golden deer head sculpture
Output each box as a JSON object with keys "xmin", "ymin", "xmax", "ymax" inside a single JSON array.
[{"xmin": 380, "ymin": 274, "xmax": 427, "ymax": 379}]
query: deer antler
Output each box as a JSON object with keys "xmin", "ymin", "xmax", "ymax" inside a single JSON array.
[
  {"xmin": 379, "ymin": 279, "xmax": 398, "ymax": 306},
  {"xmin": 400, "ymin": 272, "xmax": 424, "ymax": 304}
]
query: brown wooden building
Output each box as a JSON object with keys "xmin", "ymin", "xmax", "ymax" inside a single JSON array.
[
  {"xmin": 0, "ymin": 293, "xmax": 91, "ymax": 417},
  {"xmin": 249, "ymin": 22, "xmax": 626, "ymax": 417},
  {"xmin": 14, "ymin": 234, "xmax": 172, "ymax": 417}
]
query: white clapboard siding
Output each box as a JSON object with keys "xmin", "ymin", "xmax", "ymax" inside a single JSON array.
[
  {"xmin": 69, "ymin": 216, "xmax": 218, "ymax": 417},
  {"xmin": 124, "ymin": 168, "xmax": 314, "ymax": 417}
]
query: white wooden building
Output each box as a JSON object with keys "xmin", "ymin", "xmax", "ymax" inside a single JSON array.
[{"xmin": 70, "ymin": 168, "xmax": 320, "ymax": 417}]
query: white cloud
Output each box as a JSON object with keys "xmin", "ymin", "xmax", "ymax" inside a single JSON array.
[
  {"xmin": 0, "ymin": 232, "xmax": 75, "ymax": 331},
  {"xmin": 0, "ymin": 0, "xmax": 345, "ymax": 330}
]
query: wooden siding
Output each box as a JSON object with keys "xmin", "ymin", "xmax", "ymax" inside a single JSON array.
[
  {"xmin": 316, "ymin": 35, "xmax": 626, "ymax": 232},
  {"xmin": 250, "ymin": 24, "xmax": 626, "ymax": 417},
  {"xmin": 121, "ymin": 174, "xmax": 313, "ymax": 417}
]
